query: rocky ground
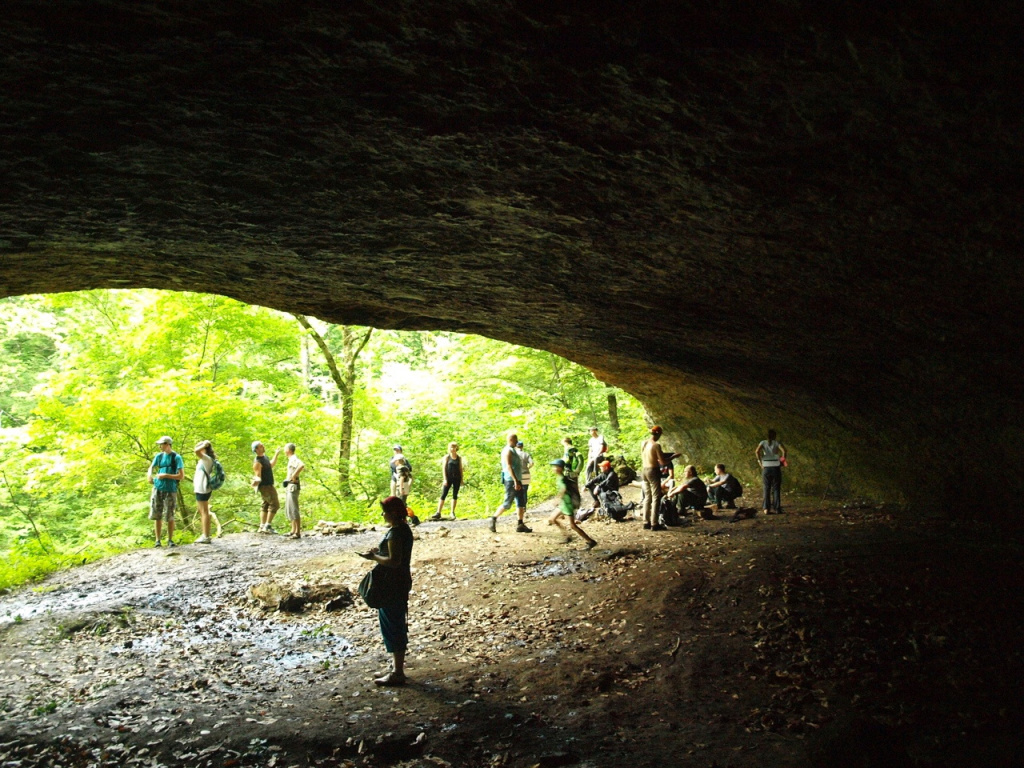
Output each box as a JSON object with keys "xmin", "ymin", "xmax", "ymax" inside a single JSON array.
[{"xmin": 1, "ymin": 486, "xmax": 1022, "ymax": 768}]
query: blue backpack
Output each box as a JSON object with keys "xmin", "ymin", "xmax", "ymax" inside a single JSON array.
[{"xmin": 202, "ymin": 458, "xmax": 226, "ymax": 490}]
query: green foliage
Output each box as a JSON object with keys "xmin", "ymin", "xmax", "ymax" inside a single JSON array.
[{"xmin": 0, "ymin": 289, "xmax": 643, "ymax": 589}]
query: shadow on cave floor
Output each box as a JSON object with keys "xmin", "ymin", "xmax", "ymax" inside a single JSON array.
[{"xmin": 0, "ymin": 489, "xmax": 1022, "ymax": 768}]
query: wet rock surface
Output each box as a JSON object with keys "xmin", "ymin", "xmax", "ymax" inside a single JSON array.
[
  {"xmin": 1, "ymin": 1, "xmax": 1023, "ymax": 505},
  {"xmin": 1, "ymin": 486, "xmax": 1022, "ymax": 767}
]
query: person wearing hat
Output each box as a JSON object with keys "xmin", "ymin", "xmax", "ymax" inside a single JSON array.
[
  {"xmin": 252, "ymin": 441, "xmax": 281, "ymax": 533},
  {"xmin": 641, "ymin": 426, "xmax": 670, "ymax": 531},
  {"xmin": 585, "ymin": 459, "xmax": 619, "ymax": 511},
  {"xmin": 549, "ymin": 459, "xmax": 597, "ymax": 549},
  {"xmin": 147, "ymin": 436, "xmax": 184, "ymax": 547},
  {"xmin": 585, "ymin": 426, "xmax": 606, "ymax": 483},
  {"xmin": 193, "ymin": 440, "xmax": 217, "ymax": 544}
]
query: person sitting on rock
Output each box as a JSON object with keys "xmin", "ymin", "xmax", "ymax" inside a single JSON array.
[
  {"xmin": 707, "ymin": 464, "xmax": 742, "ymax": 510},
  {"xmin": 585, "ymin": 459, "xmax": 619, "ymax": 511},
  {"xmin": 667, "ymin": 465, "xmax": 709, "ymax": 517}
]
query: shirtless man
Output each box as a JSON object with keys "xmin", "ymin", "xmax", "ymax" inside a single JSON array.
[{"xmin": 641, "ymin": 426, "xmax": 669, "ymax": 531}]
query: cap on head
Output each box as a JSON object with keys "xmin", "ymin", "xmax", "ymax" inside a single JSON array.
[
  {"xmin": 251, "ymin": 441, "xmax": 262, "ymax": 452},
  {"xmin": 589, "ymin": 426, "xmax": 599, "ymax": 432},
  {"xmin": 156, "ymin": 436, "xmax": 173, "ymax": 445},
  {"xmin": 549, "ymin": 458, "xmax": 566, "ymax": 468},
  {"xmin": 650, "ymin": 425, "xmax": 663, "ymax": 435},
  {"xmin": 393, "ymin": 445, "xmax": 403, "ymax": 451},
  {"xmin": 380, "ymin": 495, "xmax": 407, "ymax": 518},
  {"xmin": 516, "ymin": 441, "xmax": 524, "ymax": 447}
]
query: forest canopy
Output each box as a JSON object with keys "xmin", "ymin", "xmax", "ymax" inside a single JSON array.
[{"xmin": 0, "ymin": 290, "xmax": 646, "ymax": 589}]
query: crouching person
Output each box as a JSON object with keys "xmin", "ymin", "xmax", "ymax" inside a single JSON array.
[
  {"xmin": 667, "ymin": 465, "xmax": 710, "ymax": 518},
  {"xmin": 707, "ymin": 464, "xmax": 742, "ymax": 510}
]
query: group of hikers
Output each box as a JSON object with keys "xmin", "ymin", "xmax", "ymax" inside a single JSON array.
[
  {"xmin": 145, "ymin": 425, "xmax": 788, "ymax": 547},
  {"xmin": 145, "ymin": 424, "xmax": 788, "ymax": 687}
]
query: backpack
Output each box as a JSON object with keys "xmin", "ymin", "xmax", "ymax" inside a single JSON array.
[
  {"xmin": 601, "ymin": 489, "xmax": 631, "ymax": 522},
  {"xmin": 659, "ymin": 495, "xmax": 681, "ymax": 526},
  {"xmin": 565, "ymin": 447, "xmax": 584, "ymax": 479},
  {"xmin": 202, "ymin": 458, "xmax": 226, "ymax": 490}
]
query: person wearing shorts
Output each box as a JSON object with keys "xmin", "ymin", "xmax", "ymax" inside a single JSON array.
[
  {"xmin": 283, "ymin": 443, "xmax": 305, "ymax": 539},
  {"xmin": 252, "ymin": 441, "xmax": 281, "ymax": 533},
  {"xmin": 431, "ymin": 442, "xmax": 465, "ymax": 521},
  {"xmin": 193, "ymin": 439, "xmax": 216, "ymax": 544},
  {"xmin": 148, "ymin": 436, "xmax": 184, "ymax": 548},
  {"xmin": 548, "ymin": 459, "xmax": 596, "ymax": 549},
  {"xmin": 515, "ymin": 440, "xmax": 535, "ymax": 507},
  {"xmin": 489, "ymin": 431, "xmax": 530, "ymax": 533}
]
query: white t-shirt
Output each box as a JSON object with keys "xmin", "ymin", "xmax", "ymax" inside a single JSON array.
[
  {"xmin": 759, "ymin": 440, "xmax": 782, "ymax": 468},
  {"xmin": 287, "ymin": 455, "xmax": 305, "ymax": 484},
  {"xmin": 588, "ymin": 435, "xmax": 605, "ymax": 461},
  {"xmin": 194, "ymin": 454, "xmax": 214, "ymax": 493}
]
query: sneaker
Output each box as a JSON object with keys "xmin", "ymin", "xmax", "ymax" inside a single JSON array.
[
  {"xmin": 265, "ymin": 527, "xmax": 278, "ymax": 535},
  {"xmin": 488, "ymin": 517, "xmax": 497, "ymax": 533},
  {"xmin": 585, "ymin": 540, "xmax": 598, "ymax": 550},
  {"xmin": 447, "ymin": 514, "xmax": 458, "ymax": 521},
  {"xmin": 515, "ymin": 522, "xmax": 533, "ymax": 533},
  {"xmin": 195, "ymin": 535, "xmax": 212, "ymax": 544},
  {"xmin": 429, "ymin": 512, "xmax": 442, "ymax": 521},
  {"xmin": 154, "ymin": 540, "xmax": 162, "ymax": 548},
  {"xmin": 167, "ymin": 540, "xmax": 177, "ymax": 548},
  {"xmin": 651, "ymin": 524, "xmax": 667, "ymax": 532},
  {"xmin": 643, "ymin": 523, "xmax": 652, "ymax": 530}
]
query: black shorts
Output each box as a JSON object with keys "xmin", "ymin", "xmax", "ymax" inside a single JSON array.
[
  {"xmin": 195, "ymin": 492, "xmax": 212, "ymax": 502},
  {"xmin": 440, "ymin": 482, "xmax": 461, "ymax": 501}
]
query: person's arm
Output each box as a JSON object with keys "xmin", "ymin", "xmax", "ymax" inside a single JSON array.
[
  {"xmin": 441, "ymin": 456, "xmax": 449, "ymax": 485},
  {"xmin": 147, "ymin": 457, "xmax": 156, "ymax": 484},
  {"xmin": 253, "ymin": 458, "xmax": 262, "ymax": 476},
  {"xmin": 778, "ymin": 442, "xmax": 787, "ymax": 459},
  {"xmin": 363, "ymin": 532, "xmax": 406, "ymax": 569},
  {"xmin": 268, "ymin": 449, "xmax": 281, "ymax": 468},
  {"xmin": 289, "ymin": 461, "xmax": 305, "ymax": 483},
  {"xmin": 755, "ymin": 443, "xmax": 764, "ymax": 464}
]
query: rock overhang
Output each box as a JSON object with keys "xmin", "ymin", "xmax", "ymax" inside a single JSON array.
[{"xmin": 2, "ymin": 0, "xmax": 1022, "ymax": 509}]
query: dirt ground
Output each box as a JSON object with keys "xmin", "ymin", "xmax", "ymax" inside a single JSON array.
[{"xmin": 1, "ymin": 485, "xmax": 1023, "ymax": 768}]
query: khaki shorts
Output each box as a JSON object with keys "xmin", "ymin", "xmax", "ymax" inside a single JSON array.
[
  {"xmin": 285, "ymin": 484, "xmax": 300, "ymax": 520},
  {"xmin": 149, "ymin": 489, "xmax": 177, "ymax": 522}
]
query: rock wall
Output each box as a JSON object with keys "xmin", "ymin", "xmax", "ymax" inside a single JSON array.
[{"xmin": 2, "ymin": 1, "xmax": 1022, "ymax": 511}]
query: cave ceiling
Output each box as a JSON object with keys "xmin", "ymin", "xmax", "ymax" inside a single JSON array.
[{"xmin": 1, "ymin": 0, "xmax": 1022, "ymax": 449}]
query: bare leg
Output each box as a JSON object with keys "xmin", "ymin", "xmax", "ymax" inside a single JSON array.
[
  {"xmin": 449, "ymin": 498, "xmax": 458, "ymax": 518},
  {"xmin": 154, "ymin": 520, "xmax": 162, "ymax": 543},
  {"xmin": 167, "ymin": 519, "xmax": 175, "ymax": 543},
  {"xmin": 568, "ymin": 517, "xmax": 596, "ymax": 546}
]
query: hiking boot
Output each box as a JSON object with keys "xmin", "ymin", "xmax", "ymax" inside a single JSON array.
[
  {"xmin": 488, "ymin": 516, "xmax": 497, "ymax": 533},
  {"xmin": 429, "ymin": 512, "xmax": 442, "ymax": 521},
  {"xmin": 515, "ymin": 521, "xmax": 533, "ymax": 533}
]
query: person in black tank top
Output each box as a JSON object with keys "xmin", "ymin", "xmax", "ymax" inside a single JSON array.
[
  {"xmin": 251, "ymin": 441, "xmax": 281, "ymax": 533},
  {"xmin": 431, "ymin": 442, "xmax": 465, "ymax": 521}
]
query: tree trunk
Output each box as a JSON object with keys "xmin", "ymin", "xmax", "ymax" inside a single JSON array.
[
  {"xmin": 293, "ymin": 315, "xmax": 372, "ymax": 496},
  {"xmin": 607, "ymin": 391, "xmax": 620, "ymax": 434}
]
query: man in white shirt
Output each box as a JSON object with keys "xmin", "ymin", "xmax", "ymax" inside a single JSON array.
[
  {"xmin": 284, "ymin": 443, "xmax": 305, "ymax": 538},
  {"xmin": 585, "ymin": 427, "xmax": 606, "ymax": 482}
]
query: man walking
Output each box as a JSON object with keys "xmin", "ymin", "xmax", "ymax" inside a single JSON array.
[
  {"xmin": 515, "ymin": 440, "xmax": 535, "ymax": 508},
  {"xmin": 283, "ymin": 442, "xmax": 305, "ymax": 539},
  {"xmin": 641, "ymin": 426, "xmax": 669, "ymax": 531},
  {"xmin": 252, "ymin": 441, "xmax": 281, "ymax": 533},
  {"xmin": 147, "ymin": 436, "xmax": 184, "ymax": 547},
  {"xmin": 489, "ymin": 431, "xmax": 531, "ymax": 533}
]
